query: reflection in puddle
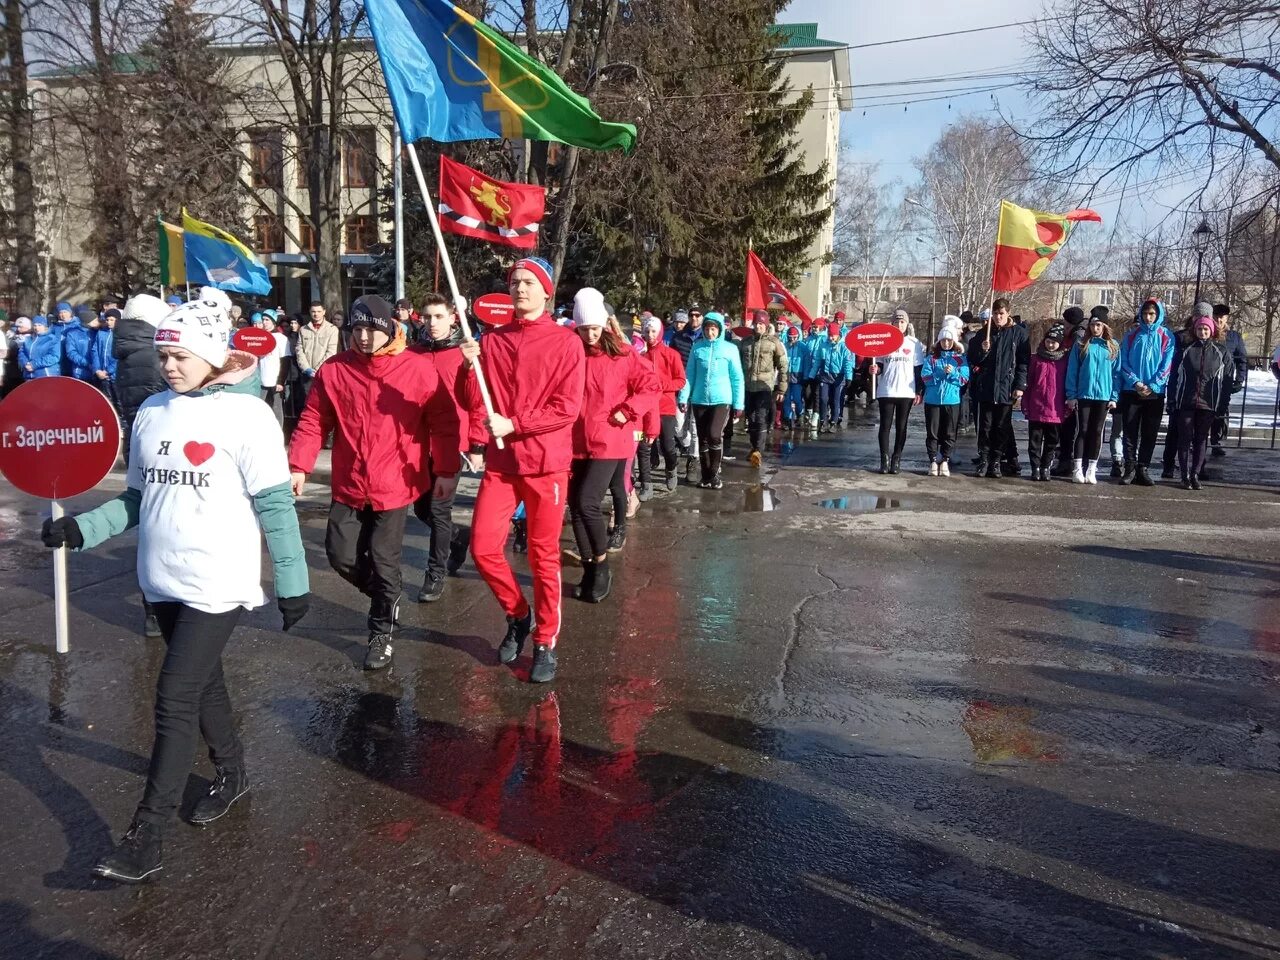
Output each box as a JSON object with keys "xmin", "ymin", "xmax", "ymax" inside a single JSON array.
[
  {"xmin": 744, "ymin": 485, "xmax": 779, "ymax": 512},
  {"xmin": 962, "ymin": 701, "xmax": 1061, "ymax": 763},
  {"xmin": 816, "ymin": 495, "xmax": 902, "ymax": 512}
]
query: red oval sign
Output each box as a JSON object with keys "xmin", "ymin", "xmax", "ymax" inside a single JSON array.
[
  {"xmin": 845, "ymin": 322, "xmax": 905, "ymax": 358},
  {"xmin": 473, "ymin": 292, "xmax": 515, "ymax": 326},
  {"xmin": 232, "ymin": 328, "xmax": 276, "ymax": 358},
  {"xmin": 732, "ymin": 325, "xmax": 753, "ymax": 339},
  {"xmin": 0, "ymin": 377, "xmax": 122, "ymax": 499}
]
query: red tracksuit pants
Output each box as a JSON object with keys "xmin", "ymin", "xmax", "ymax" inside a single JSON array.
[{"xmin": 471, "ymin": 470, "xmax": 568, "ymax": 649}]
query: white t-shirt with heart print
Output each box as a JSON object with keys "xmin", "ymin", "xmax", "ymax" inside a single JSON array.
[
  {"xmin": 126, "ymin": 389, "xmax": 289, "ymax": 613},
  {"xmin": 875, "ymin": 336, "xmax": 926, "ymax": 399}
]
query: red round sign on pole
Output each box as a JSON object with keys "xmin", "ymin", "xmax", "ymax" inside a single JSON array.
[
  {"xmin": 232, "ymin": 328, "xmax": 277, "ymax": 358},
  {"xmin": 473, "ymin": 292, "xmax": 515, "ymax": 326},
  {"xmin": 845, "ymin": 322, "xmax": 906, "ymax": 358},
  {"xmin": 0, "ymin": 377, "xmax": 122, "ymax": 499}
]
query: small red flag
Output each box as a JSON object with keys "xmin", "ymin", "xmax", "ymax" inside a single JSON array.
[
  {"xmin": 438, "ymin": 155, "xmax": 546, "ymax": 250},
  {"xmin": 744, "ymin": 250, "xmax": 814, "ymax": 326}
]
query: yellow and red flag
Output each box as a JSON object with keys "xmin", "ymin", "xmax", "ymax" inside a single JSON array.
[{"xmin": 991, "ymin": 200, "xmax": 1101, "ymax": 292}]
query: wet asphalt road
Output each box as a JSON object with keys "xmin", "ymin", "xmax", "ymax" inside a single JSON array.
[{"xmin": 1, "ymin": 404, "xmax": 1279, "ymax": 960}]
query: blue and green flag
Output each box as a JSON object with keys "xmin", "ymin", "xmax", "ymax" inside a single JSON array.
[
  {"xmin": 181, "ymin": 209, "xmax": 272, "ymax": 296},
  {"xmin": 365, "ymin": 0, "xmax": 637, "ymax": 153}
]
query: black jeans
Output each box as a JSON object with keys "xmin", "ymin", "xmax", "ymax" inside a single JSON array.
[
  {"xmin": 744, "ymin": 389, "xmax": 775, "ymax": 450},
  {"xmin": 412, "ymin": 479, "xmax": 458, "ymax": 580},
  {"xmin": 136, "ymin": 603, "xmax": 243, "ymax": 826},
  {"xmin": 569, "ymin": 458, "xmax": 625, "ymax": 558},
  {"xmin": 1178, "ymin": 408, "xmax": 1215, "ymax": 476},
  {"xmin": 977, "ymin": 402, "xmax": 1016, "ymax": 463},
  {"xmin": 878, "ymin": 397, "xmax": 913, "ymax": 457},
  {"xmin": 693, "ymin": 404, "xmax": 730, "ymax": 481},
  {"xmin": 1073, "ymin": 400, "xmax": 1109, "ymax": 460},
  {"xmin": 1027, "ymin": 421, "xmax": 1061, "ymax": 470},
  {"xmin": 326, "ymin": 502, "xmax": 407, "ymax": 634},
  {"xmin": 1120, "ymin": 391, "xmax": 1165, "ymax": 466},
  {"xmin": 802, "ymin": 379, "xmax": 820, "ymax": 414},
  {"xmin": 638, "ymin": 414, "xmax": 678, "ymax": 484},
  {"xmin": 924, "ymin": 403, "xmax": 959, "ymax": 461}
]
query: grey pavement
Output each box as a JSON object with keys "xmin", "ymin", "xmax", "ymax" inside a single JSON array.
[{"xmin": 1, "ymin": 403, "xmax": 1278, "ymax": 959}]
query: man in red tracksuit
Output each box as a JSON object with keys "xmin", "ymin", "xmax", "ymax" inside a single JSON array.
[
  {"xmin": 289, "ymin": 294, "xmax": 451, "ymax": 672},
  {"xmin": 461, "ymin": 256, "xmax": 586, "ymax": 684},
  {"xmin": 411, "ymin": 293, "xmax": 478, "ymax": 603}
]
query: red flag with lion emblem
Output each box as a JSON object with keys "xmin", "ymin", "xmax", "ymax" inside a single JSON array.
[{"xmin": 438, "ymin": 154, "xmax": 545, "ymax": 250}]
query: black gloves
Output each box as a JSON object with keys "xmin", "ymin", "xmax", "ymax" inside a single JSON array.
[
  {"xmin": 41, "ymin": 517, "xmax": 84, "ymax": 550},
  {"xmin": 278, "ymin": 594, "xmax": 310, "ymax": 632}
]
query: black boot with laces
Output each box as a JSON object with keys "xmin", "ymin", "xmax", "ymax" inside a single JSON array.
[
  {"xmin": 94, "ymin": 820, "xmax": 162, "ymax": 884},
  {"xmin": 189, "ymin": 765, "xmax": 250, "ymax": 825}
]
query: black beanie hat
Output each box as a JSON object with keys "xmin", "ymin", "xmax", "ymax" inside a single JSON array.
[
  {"xmin": 1089, "ymin": 305, "xmax": 1109, "ymax": 321},
  {"xmin": 1063, "ymin": 306, "xmax": 1084, "ymax": 325},
  {"xmin": 347, "ymin": 295, "xmax": 395, "ymax": 336},
  {"xmin": 1046, "ymin": 322, "xmax": 1066, "ymax": 343}
]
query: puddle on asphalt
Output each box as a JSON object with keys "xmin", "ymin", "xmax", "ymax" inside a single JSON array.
[
  {"xmin": 816, "ymin": 495, "xmax": 903, "ymax": 512},
  {"xmin": 644, "ymin": 484, "xmax": 782, "ymax": 515},
  {"xmin": 744, "ymin": 485, "xmax": 780, "ymax": 512}
]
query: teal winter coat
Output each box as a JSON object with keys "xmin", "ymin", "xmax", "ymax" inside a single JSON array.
[
  {"xmin": 1066, "ymin": 338, "xmax": 1120, "ymax": 402},
  {"xmin": 678, "ymin": 336, "xmax": 745, "ymax": 409}
]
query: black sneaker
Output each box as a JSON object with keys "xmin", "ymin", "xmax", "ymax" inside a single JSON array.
[
  {"xmin": 530, "ymin": 644, "xmax": 558, "ymax": 683},
  {"xmin": 710, "ymin": 475, "xmax": 724, "ymax": 490},
  {"xmin": 143, "ymin": 602, "xmax": 162, "ymax": 639},
  {"xmin": 364, "ymin": 633, "xmax": 394, "ymax": 671},
  {"xmin": 189, "ymin": 766, "xmax": 249, "ymax": 825},
  {"xmin": 1211, "ymin": 446, "xmax": 1226, "ymax": 458},
  {"xmin": 93, "ymin": 820, "xmax": 162, "ymax": 883},
  {"xmin": 499, "ymin": 611, "xmax": 532, "ymax": 664},
  {"xmin": 607, "ymin": 525, "xmax": 627, "ymax": 553},
  {"xmin": 418, "ymin": 572, "xmax": 445, "ymax": 603},
  {"xmin": 446, "ymin": 526, "xmax": 470, "ymax": 575}
]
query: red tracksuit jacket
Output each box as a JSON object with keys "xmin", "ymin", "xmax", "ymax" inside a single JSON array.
[
  {"xmin": 289, "ymin": 346, "xmax": 445, "ymax": 511},
  {"xmin": 467, "ymin": 314, "xmax": 586, "ymax": 476},
  {"xmin": 413, "ymin": 335, "xmax": 478, "ymax": 477},
  {"xmin": 572, "ymin": 345, "xmax": 661, "ymax": 460}
]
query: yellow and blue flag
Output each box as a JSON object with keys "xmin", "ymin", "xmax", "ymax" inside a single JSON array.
[
  {"xmin": 365, "ymin": 0, "xmax": 636, "ymax": 153},
  {"xmin": 181, "ymin": 209, "xmax": 272, "ymax": 296}
]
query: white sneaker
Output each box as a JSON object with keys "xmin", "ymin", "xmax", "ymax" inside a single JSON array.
[
  {"xmin": 1085, "ymin": 461, "xmax": 1098, "ymax": 484},
  {"xmin": 1071, "ymin": 458, "xmax": 1085, "ymax": 484},
  {"xmin": 939, "ymin": 461, "xmax": 950, "ymax": 477},
  {"xmin": 929, "ymin": 461, "xmax": 939, "ymax": 476}
]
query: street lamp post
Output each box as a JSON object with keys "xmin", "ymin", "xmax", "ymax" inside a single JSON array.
[
  {"xmin": 916, "ymin": 236, "xmax": 938, "ymax": 342},
  {"xmin": 1192, "ymin": 219, "xmax": 1213, "ymax": 304}
]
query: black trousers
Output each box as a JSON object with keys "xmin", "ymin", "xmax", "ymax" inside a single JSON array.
[
  {"xmin": 802, "ymin": 379, "xmax": 820, "ymax": 414},
  {"xmin": 977, "ymin": 402, "xmax": 1016, "ymax": 463},
  {"xmin": 569, "ymin": 457, "xmax": 625, "ymax": 558},
  {"xmin": 1162, "ymin": 411, "xmax": 1181, "ymax": 470},
  {"xmin": 1178, "ymin": 408, "xmax": 1215, "ymax": 476},
  {"xmin": 693, "ymin": 404, "xmax": 730, "ymax": 481},
  {"xmin": 878, "ymin": 397, "xmax": 913, "ymax": 457},
  {"xmin": 745, "ymin": 389, "xmax": 775, "ymax": 450},
  {"xmin": 1073, "ymin": 400, "xmax": 1109, "ymax": 460},
  {"xmin": 924, "ymin": 403, "xmax": 959, "ymax": 461},
  {"xmin": 136, "ymin": 603, "xmax": 243, "ymax": 826},
  {"xmin": 1027, "ymin": 421, "xmax": 1061, "ymax": 469},
  {"xmin": 1211, "ymin": 405, "xmax": 1233, "ymax": 447},
  {"xmin": 638, "ymin": 414, "xmax": 679, "ymax": 484},
  {"xmin": 326, "ymin": 502, "xmax": 407, "ymax": 634},
  {"xmin": 412, "ymin": 479, "xmax": 458, "ymax": 580},
  {"xmin": 1120, "ymin": 391, "xmax": 1165, "ymax": 466}
]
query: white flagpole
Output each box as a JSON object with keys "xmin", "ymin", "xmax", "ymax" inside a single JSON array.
[
  {"xmin": 393, "ymin": 130, "xmax": 406, "ymax": 301},
  {"xmin": 404, "ymin": 138, "xmax": 504, "ymax": 448}
]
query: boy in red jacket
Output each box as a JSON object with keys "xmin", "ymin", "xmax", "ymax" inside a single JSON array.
[
  {"xmin": 637, "ymin": 315, "xmax": 687, "ymax": 496},
  {"xmin": 289, "ymin": 295, "xmax": 449, "ymax": 671},
  {"xmin": 461, "ymin": 257, "xmax": 586, "ymax": 683},
  {"xmin": 411, "ymin": 293, "xmax": 477, "ymax": 603}
]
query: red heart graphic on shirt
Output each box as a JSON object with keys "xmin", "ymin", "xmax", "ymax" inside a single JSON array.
[{"xmin": 183, "ymin": 441, "xmax": 215, "ymax": 466}]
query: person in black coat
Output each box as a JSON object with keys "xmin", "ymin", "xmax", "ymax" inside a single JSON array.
[
  {"xmin": 114, "ymin": 294, "xmax": 171, "ymax": 466},
  {"xmin": 1210, "ymin": 304, "xmax": 1248, "ymax": 456},
  {"xmin": 966, "ymin": 298, "xmax": 1030, "ymax": 477}
]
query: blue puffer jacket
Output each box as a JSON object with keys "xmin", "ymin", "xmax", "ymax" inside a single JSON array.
[
  {"xmin": 1120, "ymin": 301, "xmax": 1175, "ymax": 395},
  {"xmin": 784, "ymin": 338, "xmax": 807, "ymax": 384},
  {"xmin": 678, "ymin": 336, "xmax": 745, "ymax": 408},
  {"xmin": 801, "ymin": 332, "xmax": 824, "ymax": 379},
  {"xmin": 921, "ymin": 349, "xmax": 969, "ymax": 405},
  {"xmin": 1066, "ymin": 338, "xmax": 1120, "ymax": 402},
  {"xmin": 91, "ymin": 328, "xmax": 117, "ymax": 379},
  {"xmin": 19, "ymin": 332, "xmax": 63, "ymax": 378},
  {"xmin": 813, "ymin": 337, "xmax": 855, "ymax": 381},
  {"xmin": 59, "ymin": 319, "xmax": 96, "ymax": 380}
]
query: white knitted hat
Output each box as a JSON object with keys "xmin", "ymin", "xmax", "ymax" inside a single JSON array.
[{"xmin": 153, "ymin": 297, "xmax": 232, "ymax": 368}]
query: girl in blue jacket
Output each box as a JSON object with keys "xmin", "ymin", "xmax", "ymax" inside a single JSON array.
[
  {"xmin": 677, "ymin": 312, "xmax": 744, "ymax": 488},
  {"xmin": 19, "ymin": 317, "xmax": 61, "ymax": 378},
  {"xmin": 1065, "ymin": 316, "xmax": 1120, "ymax": 484},
  {"xmin": 920, "ymin": 329, "xmax": 969, "ymax": 476},
  {"xmin": 781, "ymin": 325, "xmax": 806, "ymax": 427}
]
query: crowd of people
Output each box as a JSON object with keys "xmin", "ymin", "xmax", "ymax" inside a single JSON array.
[{"xmin": 13, "ymin": 252, "xmax": 1279, "ymax": 886}]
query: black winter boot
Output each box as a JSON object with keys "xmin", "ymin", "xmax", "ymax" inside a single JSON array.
[
  {"xmin": 1134, "ymin": 465, "xmax": 1154, "ymax": 486},
  {"xmin": 143, "ymin": 602, "xmax": 162, "ymax": 639},
  {"xmin": 880, "ymin": 454, "xmax": 890, "ymax": 475},
  {"xmin": 94, "ymin": 820, "xmax": 162, "ymax": 883},
  {"xmin": 1120, "ymin": 460, "xmax": 1136, "ymax": 485},
  {"xmin": 589, "ymin": 557, "xmax": 612, "ymax": 603},
  {"xmin": 974, "ymin": 458, "xmax": 988, "ymax": 478},
  {"xmin": 1110, "ymin": 459, "xmax": 1124, "ymax": 478},
  {"xmin": 986, "ymin": 461, "xmax": 1002, "ymax": 479},
  {"xmin": 189, "ymin": 765, "xmax": 250, "ymax": 825},
  {"xmin": 889, "ymin": 454, "xmax": 901, "ymax": 475},
  {"xmin": 575, "ymin": 559, "xmax": 597, "ymax": 601}
]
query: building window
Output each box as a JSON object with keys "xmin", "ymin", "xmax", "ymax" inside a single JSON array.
[
  {"xmin": 344, "ymin": 214, "xmax": 376, "ymax": 253},
  {"xmin": 253, "ymin": 213, "xmax": 283, "ymax": 253},
  {"xmin": 1163, "ymin": 288, "xmax": 1180, "ymax": 308},
  {"xmin": 1067, "ymin": 287, "xmax": 1084, "ymax": 306},
  {"xmin": 248, "ymin": 128, "xmax": 283, "ymax": 189},
  {"xmin": 1098, "ymin": 287, "xmax": 1115, "ymax": 306},
  {"xmin": 344, "ymin": 127, "xmax": 377, "ymax": 188},
  {"xmin": 299, "ymin": 220, "xmax": 317, "ymax": 253}
]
